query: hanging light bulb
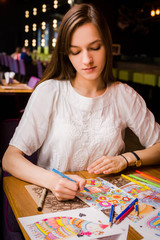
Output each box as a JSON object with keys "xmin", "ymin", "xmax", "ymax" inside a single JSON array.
[
  {"xmin": 151, "ymin": 9, "xmax": 156, "ymax": 17},
  {"xmin": 156, "ymin": 8, "xmax": 160, "ymax": 15},
  {"xmin": 25, "ymin": 10, "xmax": 29, "ymax": 18},
  {"xmin": 33, "ymin": 8, "xmax": 37, "ymax": 15}
]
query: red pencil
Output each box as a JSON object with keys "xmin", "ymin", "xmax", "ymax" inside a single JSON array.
[{"xmin": 136, "ymin": 170, "xmax": 160, "ymax": 184}]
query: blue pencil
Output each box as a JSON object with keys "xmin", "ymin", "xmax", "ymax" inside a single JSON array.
[
  {"xmin": 114, "ymin": 198, "xmax": 138, "ymax": 222},
  {"xmin": 109, "ymin": 204, "xmax": 114, "ymax": 227},
  {"xmin": 135, "ymin": 202, "xmax": 139, "ymax": 216},
  {"xmin": 52, "ymin": 168, "xmax": 89, "ymax": 192}
]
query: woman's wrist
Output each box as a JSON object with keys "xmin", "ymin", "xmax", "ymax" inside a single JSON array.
[{"xmin": 120, "ymin": 151, "xmax": 142, "ymax": 168}]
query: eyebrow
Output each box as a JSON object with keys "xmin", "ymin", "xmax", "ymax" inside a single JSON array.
[{"xmin": 70, "ymin": 39, "xmax": 102, "ymax": 48}]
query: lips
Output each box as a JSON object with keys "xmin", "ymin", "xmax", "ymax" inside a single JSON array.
[{"xmin": 83, "ymin": 66, "xmax": 96, "ymax": 72}]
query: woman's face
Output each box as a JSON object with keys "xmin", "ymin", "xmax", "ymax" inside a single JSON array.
[{"xmin": 68, "ymin": 23, "xmax": 106, "ymax": 83}]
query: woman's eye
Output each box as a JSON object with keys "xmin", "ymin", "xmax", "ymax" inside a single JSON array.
[
  {"xmin": 70, "ymin": 50, "xmax": 80, "ymax": 55},
  {"xmin": 91, "ymin": 45, "xmax": 101, "ymax": 51}
]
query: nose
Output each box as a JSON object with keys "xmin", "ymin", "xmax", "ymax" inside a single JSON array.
[{"xmin": 82, "ymin": 50, "xmax": 93, "ymax": 65}]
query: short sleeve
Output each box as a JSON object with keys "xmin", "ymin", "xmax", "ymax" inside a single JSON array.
[
  {"xmin": 117, "ymin": 83, "xmax": 160, "ymax": 148},
  {"xmin": 10, "ymin": 80, "xmax": 58, "ymax": 155}
]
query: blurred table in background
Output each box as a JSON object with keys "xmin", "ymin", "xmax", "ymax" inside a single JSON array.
[{"xmin": 0, "ymin": 79, "xmax": 33, "ymax": 121}]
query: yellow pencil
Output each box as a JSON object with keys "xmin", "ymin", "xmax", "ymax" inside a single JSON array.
[{"xmin": 121, "ymin": 174, "xmax": 151, "ymax": 190}]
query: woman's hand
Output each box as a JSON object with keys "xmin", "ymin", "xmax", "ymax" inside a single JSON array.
[
  {"xmin": 87, "ymin": 155, "xmax": 127, "ymax": 175},
  {"xmin": 50, "ymin": 174, "xmax": 87, "ymax": 201}
]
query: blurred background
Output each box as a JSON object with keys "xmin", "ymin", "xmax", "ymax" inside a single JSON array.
[{"xmin": 0, "ymin": 0, "xmax": 160, "ymax": 57}]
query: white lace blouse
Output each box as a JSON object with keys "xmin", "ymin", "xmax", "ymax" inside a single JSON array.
[{"xmin": 10, "ymin": 80, "xmax": 160, "ymax": 172}]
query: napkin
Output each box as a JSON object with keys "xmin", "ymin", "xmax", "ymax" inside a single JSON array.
[{"xmin": 4, "ymin": 72, "xmax": 15, "ymax": 84}]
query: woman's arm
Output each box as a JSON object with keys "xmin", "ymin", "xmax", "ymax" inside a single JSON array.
[
  {"xmin": 2, "ymin": 145, "xmax": 86, "ymax": 201},
  {"xmin": 87, "ymin": 142, "xmax": 160, "ymax": 175}
]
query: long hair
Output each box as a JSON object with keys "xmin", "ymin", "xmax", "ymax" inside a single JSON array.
[{"xmin": 41, "ymin": 3, "xmax": 115, "ymax": 84}]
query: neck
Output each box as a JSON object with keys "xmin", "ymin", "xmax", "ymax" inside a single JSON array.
[{"xmin": 71, "ymin": 79, "xmax": 106, "ymax": 98}]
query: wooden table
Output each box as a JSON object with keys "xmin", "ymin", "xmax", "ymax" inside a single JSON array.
[
  {"xmin": 0, "ymin": 79, "xmax": 33, "ymax": 94},
  {"xmin": 3, "ymin": 167, "xmax": 160, "ymax": 240}
]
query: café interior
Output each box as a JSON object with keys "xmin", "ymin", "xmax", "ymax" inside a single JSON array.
[{"xmin": 0, "ymin": 0, "xmax": 160, "ymax": 239}]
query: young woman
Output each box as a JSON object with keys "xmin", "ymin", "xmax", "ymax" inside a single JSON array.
[{"xmin": 2, "ymin": 4, "xmax": 160, "ymax": 201}]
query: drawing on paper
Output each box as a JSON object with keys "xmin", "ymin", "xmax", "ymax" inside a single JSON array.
[
  {"xmin": 77, "ymin": 177, "xmax": 134, "ymax": 210},
  {"xmin": 27, "ymin": 216, "xmax": 108, "ymax": 239},
  {"xmin": 147, "ymin": 211, "xmax": 160, "ymax": 230},
  {"xmin": 120, "ymin": 182, "xmax": 160, "ymax": 208},
  {"xmin": 136, "ymin": 209, "xmax": 160, "ymax": 239},
  {"xmin": 25, "ymin": 185, "xmax": 88, "ymax": 213}
]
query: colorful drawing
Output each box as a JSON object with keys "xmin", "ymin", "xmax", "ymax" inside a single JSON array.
[
  {"xmin": 147, "ymin": 211, "xmax": 160, "ymax": 230},
  {"xmin": 27, "ymin": 216, "xmax": 108, "ymax": 239},
  {"xmin": 77, "ymin": 178, "xmax": 134, "ymax": 210},
  {"xmin": 120, "ymin": 182, "xmax": 160, "ymax": 208},
  {"xmin": 134, "ymin": 209, "xmax": 160, "ymax": 239},
  {"xmin": 19, "ymin": 208, "xmax": 123, "ymax": 240}
]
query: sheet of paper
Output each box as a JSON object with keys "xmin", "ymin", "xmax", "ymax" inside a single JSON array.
[
  {"xmin": 25, "ymin": 184, "xmax": 88, "ymax": 213},
  {"xmin": 19, "ymin": 207, "xmax": 123, "ymax": 240},
  {"xmin": 77, "ymin": 177, "xmax": 135, "ymax": 210},
  {"xmin": 120, "ymin": 182, "xmax": 160, "ymax": 208},
  {"xmin": 130, "ymin": 208, "xmax": 160, "ymax": 240}
]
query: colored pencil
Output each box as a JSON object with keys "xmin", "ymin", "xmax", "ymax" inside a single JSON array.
[
  {"xmin": 129, "ymin": 174, "xmax": 160, "ymax": 188},
  {"xmin": 109, "ymin": 204, "xmax": 114, "ymax": 227},
  {"xmin": 114, "ymin": 198, "xmax": 138, "ymax": 223},
  {"xmin": 135, "ymin": 170, "xmax": 160, "ymax": 184},
  {"xmin": 52, "ymin": 168, "xmax": 89, "ymax": 192},
  {"xmin": 116, "ymin": 205, "xmax": 134, "ymax": 223},
  {"xmin": 121, "ymin": 174, "xmax": 151, "ymax": 190},
  {"xmin": 37, "ymin": 188, "xmax": 47, "ymax": 211}
]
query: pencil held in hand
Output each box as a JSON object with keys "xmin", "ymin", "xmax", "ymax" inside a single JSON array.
[{"xmin": 52, "ymin": 168, "xmax": 89, "ymax": 192}]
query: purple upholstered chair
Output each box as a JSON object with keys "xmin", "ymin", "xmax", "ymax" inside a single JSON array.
[
  {"xmin": 0, "ymin": 119, "xmax": 38, "ymax": 240},
  {"xmin": 7, "ymin": 56, "xmax": 14, "ymax": 72},
  {"xmin": 19, "ymin": 59, "xmax": 37, "ymax": 82},
  {"xmin": 3, "ymin": 54, "xmax": 9, "ymax": 70},
  {"xmin": 18, "ymin": 59, "xmax": 26, "ymax": 81},
  {"xmin": 36, "ymin": 60, "xmax": 44, "ymax": 79}
]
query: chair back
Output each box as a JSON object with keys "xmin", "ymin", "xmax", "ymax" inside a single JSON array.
[
  {"xmin": 0, "ymin": 118, "xmax": 38, "ymax": 240},
  {"xmin": 0, "ymin": 119, "xmax": 20, "ymax": 160},
  {"xmin": 7, "ymin": 56, "xmax": 14, "ymax": 72},
  {"xmin": 18, "ymin": 59, "xmax": 26, "ymax": 76},
  {"xmin": 13, "ymin": 59, "xmax": 19, "ymax": 74},
  {"xmin": 27, "ymin": 76, "xmax": 40, "ymax": 88},
  {"xmin": 36, "ymin": 60, "xmax": 43, "ymax": 78},
  {"xmin": 3, "ymin": 55, "xmax": 9, "ymax": 68}
]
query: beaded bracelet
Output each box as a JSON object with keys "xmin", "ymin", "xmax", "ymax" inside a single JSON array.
[{"xmin": 120, "ymin": 154, "xmax": 129, "ymax": 168}]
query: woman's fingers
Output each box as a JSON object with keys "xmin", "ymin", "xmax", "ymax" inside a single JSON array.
[
  {"xmin": 52, "ymin": 175, "xmax": 87, "ymax": 201},
  {"xmin": 87, "ymin": 155, "xmax": 127, "ymax": 175},
  {"xmin": 87, "ymin": 156, "xmax": 106, "ymax": 173}
]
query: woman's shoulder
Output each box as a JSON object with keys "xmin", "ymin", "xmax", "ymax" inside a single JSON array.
[
  {"xmin": 109, "ymin": 81, "xmax": 138, "ymax": 100},
  {"xmin": 35, "ymin": 79, "xmax": 68, "ymax": 93},
  {"xmin": 110, "ymin": 81, "xmax": 136, "ymax": 94}
]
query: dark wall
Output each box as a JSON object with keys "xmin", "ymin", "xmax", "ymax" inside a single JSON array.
[
  {"xmin": 0, "ymin": 0, "xmax": 24, "ymax": 54},
  {"xmin": 0, "ymin": 0, "xmax": 159, "ymax": 57}
]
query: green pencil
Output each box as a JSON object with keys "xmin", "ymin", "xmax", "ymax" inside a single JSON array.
[{"xmin": 129, "ymin": 174, "xmax": 160, "ymax": 188}]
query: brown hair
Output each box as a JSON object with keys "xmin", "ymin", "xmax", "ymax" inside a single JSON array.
[{"xmin": 41, "ymin": 3, "xmax": 115, "ymax": 84}]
